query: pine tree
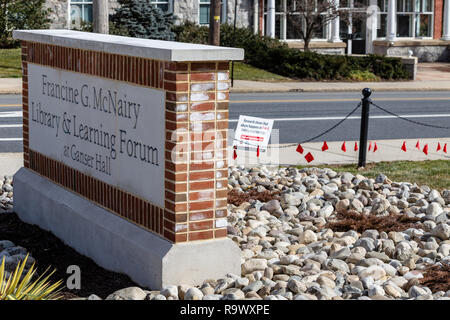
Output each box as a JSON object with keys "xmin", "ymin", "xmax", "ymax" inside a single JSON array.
[{"xmin": 110, "ymin": 0, "xmax": 175, "ymax": 41}]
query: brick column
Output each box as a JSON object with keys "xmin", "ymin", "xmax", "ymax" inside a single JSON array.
[
  {"xmin": 21, "ymin": 41, "xmax": 29, "ymax": 169},
  {"xmin": 163, "ymin": 61, "xmax": 230, "ymax": 243},
  {"xmin": 434, "ymin": 0, "xmax": 444, "ymax": 39}
]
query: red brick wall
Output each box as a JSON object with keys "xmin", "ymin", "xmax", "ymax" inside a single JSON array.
[
  {"xmin": 20, "ymin": 41, "xmax": 230, "ymax": 243},
  {"xmin": 434, "ymin": 0, "xmax": 444, "ymax": 39}
]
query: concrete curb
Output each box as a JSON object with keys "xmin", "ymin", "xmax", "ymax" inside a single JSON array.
[
  {"xmin": 229, "ymin": 80, "xmax": 450, "ymax": 93},
  {"xmin": 230, "ymin": 87, "xmax": 450, "ymax": 93}
]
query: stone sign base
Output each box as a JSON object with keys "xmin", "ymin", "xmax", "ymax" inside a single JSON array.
[{"xmin": 13, "ymin": 168, "xmax": 241, "ymax": 289}]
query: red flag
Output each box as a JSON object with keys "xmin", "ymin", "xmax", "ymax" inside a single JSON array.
[
  {"xmin": 304, "ymin": 152, "xmax": 314, "ymax": 163},
  {"xmin": 416, "ymin": 141, "xmax": 420, "ymax": 150},
  {"xmin": 341, "ymin": 141, "xmax": 347, "ymax": 152},
  {"xmin": 437, "ymin": 142, "xmax": 441, "ymax": 151},
  {"xmin": 368, "ymin": 142, "xmax": 372, "ymax": 151},
  {"xmin": 296, "ymin": 144, "xmax": 304, "ymax": 154},
  {"xmin": 401, "ymin": 141, "xmax": 407, "ymax": 152},
  {"xmin": 423, "ymin": 144, "xmax": 428, "ymax": 155},
  {"xmin": 354, "ymin": 142, "xmax": 358, "ymax": 151},
  {"xmin": 233, "ymin": 146, "xmax": 237, "ymax": 160},
  {"xmin": 256, "ymin": 145, "xmax": 260, "ymax": 157},
  {"xmin": 444, "ymin": 143, "xmax": 448, "ymax": 153},
  {"xmin": 373, "ymin": 142, "xmax": 378, "ymax": 152},
  {"xmin": 321, "ymin": 141, "xmax": 329, "ymax": 151}
]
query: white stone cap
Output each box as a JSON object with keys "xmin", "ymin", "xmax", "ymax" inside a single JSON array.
[{"xmin": 13, "ymin": 29, "xmax": 244, "ymax": 62}]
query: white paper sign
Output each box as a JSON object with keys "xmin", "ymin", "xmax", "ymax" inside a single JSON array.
[
  {"xmin": 28, "ymin": 63, "xmax": 165, "ymax": 207},
  {"xmin": 233, "ymin": 115, "xmax": 274, "ymax": 150}
]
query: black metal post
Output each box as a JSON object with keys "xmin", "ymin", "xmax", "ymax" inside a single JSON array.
[{"xmin": 358, "ymin": 88, "xmax": 372, "ymax": 168}]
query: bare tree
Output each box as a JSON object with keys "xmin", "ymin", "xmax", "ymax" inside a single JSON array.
[{"xmin": 287, "ymin": 0, "xmax": 368, "ymax": 52}]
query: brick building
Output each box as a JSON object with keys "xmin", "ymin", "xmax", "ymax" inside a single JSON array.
[{"xmin": 45, "ymin": 0, "xmax": 449, "ymax": 61}]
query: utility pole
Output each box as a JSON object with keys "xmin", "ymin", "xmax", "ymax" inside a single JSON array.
[
  {"xmin": 208, "ymin": 0, "xmax": 221, "ymax": 45},
  {"xmin": 93, "ymin": 0, "xmax": 109, "ymax": 34}
]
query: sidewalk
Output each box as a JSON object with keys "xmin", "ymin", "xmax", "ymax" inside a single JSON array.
[
  {"xmin": 1, "ymin": 77, "xmax": 449, "ymax": 94},
  {"xmin": 1, "ymin": 64, "xmax": 450, "ymax": 94},
  {"xmin": 230, "ymin": 79, "xmax": 450, "ymax": 93},
  {"xmin": 0, "ymin": 78, "xmax": 21, "ymax": 94}
]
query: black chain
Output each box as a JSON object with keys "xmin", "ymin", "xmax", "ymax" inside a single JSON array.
[
  {"xmin": 232, "ymin": 102, "xmax": 362, "ymax": 149},
  {"xmin": 370, "ymin": 101, "xmax": 450, "ymax": 130}
]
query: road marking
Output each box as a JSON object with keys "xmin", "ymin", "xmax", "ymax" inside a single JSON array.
[
  {"xmin": 231, "ymin": 97, "xmax": 450, "ymax": 104},
  {"xmin": 0, "ymin": 124, "xmax": 22, "ymax": 128},
  {"xmin": 0, "ymin": 138, "xmax": 22, "ymax": 141},
  {"xmin": 229, "ymin": 114, "xmax": 450, "ymax": 122},
  {"xmin": 0, "ymin": 111, "xmax": 22, "ymax": 118},
  {"xmin": 0, "ymin": 104, "xmax": 21, "ymax": 107}
]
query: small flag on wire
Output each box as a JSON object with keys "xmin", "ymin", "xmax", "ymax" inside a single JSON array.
[
  {"xmin": 368, "ymin": 141, "xmax": 372, "ymax": 151},
  {"xmin": 401, "ymin": 141, "xmax": 407, "ymax": 152},
  {"xmin": 305, "ymin": 152, "xmax": 314, "ymax": 163},
  {"xmin": 437, "ymin": 142, "xmax": 441, "ymax": 151},
  {"xmin": 233, "ymin": 146, "xmax": 237, "ymax": 160},
  {"xmin": 296, "ymin": 144, "xmax": 304, "ymax": 154},
  {"xmin": 416, "ymin": 141, "xmax": 420, "ymax": 150},
  {"xmin": 423, "ymin": 144, "xmax": 428, "ymax": 155},
  {"xmin": 444, "ymin": 143, "xmax": 448, "ymax": 153},
  {"xmin": 373, "ymin": 142, "xmax": 378, "ymax": 152},
  {"xmin": 321, "ymin": 141, "xmax": 329, "ymax": 151},
  {"xmin": 341, "ymin": 141, "xmax": 346, "ymax": 152},
  {"xmin": 354, "ymin": 142, "xmax": 358, "ymax": 151},
  {"xmin": 256, "ymin": 145, "xmax": 260, "ymax": 157}
]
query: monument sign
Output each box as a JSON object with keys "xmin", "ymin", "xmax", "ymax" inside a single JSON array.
[{"xmin": 13, "ymin": 30, "xmax": 244, "ymax": 288}]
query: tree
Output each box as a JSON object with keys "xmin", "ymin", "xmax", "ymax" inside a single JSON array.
[
  {"xmin": 110, "ymin": 0, "xmax": 175, "ymax": 41},
  {"xmin": 0, "ymin": 0, "xmax": 51, "ymax": 48},
  {"xmin": 286, "ymin": 0, "xmax": 367, "ymax": 52}
]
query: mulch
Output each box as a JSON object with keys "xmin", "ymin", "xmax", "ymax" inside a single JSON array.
[
  {"xmin": 325, "ymin": 210, "xmax": 423, "ymax": 234},
  {"xmin": 419, "ymin": 264, "xmax": 450, "ymax": 293},
  {"xmin": 0, "ymin": 212, "xmax": 139, "ymax": 299},
  {"xmin": 227, "ymin": 189, "xmax": 280, "ymax": 206}
]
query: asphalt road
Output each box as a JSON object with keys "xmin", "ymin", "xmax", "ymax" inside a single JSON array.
[
  {"xmin": 229, "ymin": 91, "xmax": 450, "ymax": 144},
  {"xmin": 0, "ymin": 91, "xmax": 449, "ymax": 152}
]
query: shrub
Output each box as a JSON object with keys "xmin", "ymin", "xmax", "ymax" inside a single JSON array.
[
  {"xmin": 110, "ymin": 0, "xmax": 175, "ymax": 40},
  {"xmin": 0, "ymin": 0, "xmax": 51, "ymax": 48},
  {"xmin": 348, "ymin": 70, "xmax": 379, "ymax": 82},
  {"xmin": 173, "ymin": 22, "xmax": 410, "ymax": 81}
]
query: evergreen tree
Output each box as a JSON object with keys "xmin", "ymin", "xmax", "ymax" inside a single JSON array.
[
  {"xmin": 110, "ymin": 0, "xmax": 175, "ymax": 41},
  {"xmin": 0, "ymin": 0, "xmax": 51, "ymax": 48}
]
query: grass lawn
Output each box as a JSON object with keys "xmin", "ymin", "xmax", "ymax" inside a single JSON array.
[
  {"xmin": 0, "ymin": 49, "xmax": 289, "ymax": 82},
  {"xmin": 0, "ymin": 48, "xmax": 22, "ymax": 78},
  {"xmin": 230, "ymin": 61, "xmax": 292, "ymax": 82},
  {"xmin": 300, "ymin": 160, "xmax": 450, "ymax": 191}
]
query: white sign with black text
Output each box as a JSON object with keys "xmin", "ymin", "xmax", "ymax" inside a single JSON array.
[
  {"xmin": 233, "ymin": 115, "xmax": 274, "ymax": 151},
  {"xmin": 28, "ymin": 63, "xmax": 165, "ymax": 207}
]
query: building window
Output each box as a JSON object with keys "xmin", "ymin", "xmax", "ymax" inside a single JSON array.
[
  {"xmin": 151, "ymin": 0, "xmax": 172, "ymax": 12},
  {"xmin": 199, "ymin": 0, "xmax": 211, "ymax": 25},
  {"xmin": 377, "ymin": 0, "xmax": 433, "ymax": 38},
  {"xmin": 70, "ymin": 0, "xmax": 93, "ymax": 25},
  {"xmin": 266, "ymin": 0, "xmax": 328, "ymax": 40}
]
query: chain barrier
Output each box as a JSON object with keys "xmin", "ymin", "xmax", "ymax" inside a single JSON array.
[
  {"xmin": 370, "ymin": 101, "xmax": 450, "ymax": 130},
  {"xmin": 232, "ymin": 102, "xmax": 362, "ymax": 149}
]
